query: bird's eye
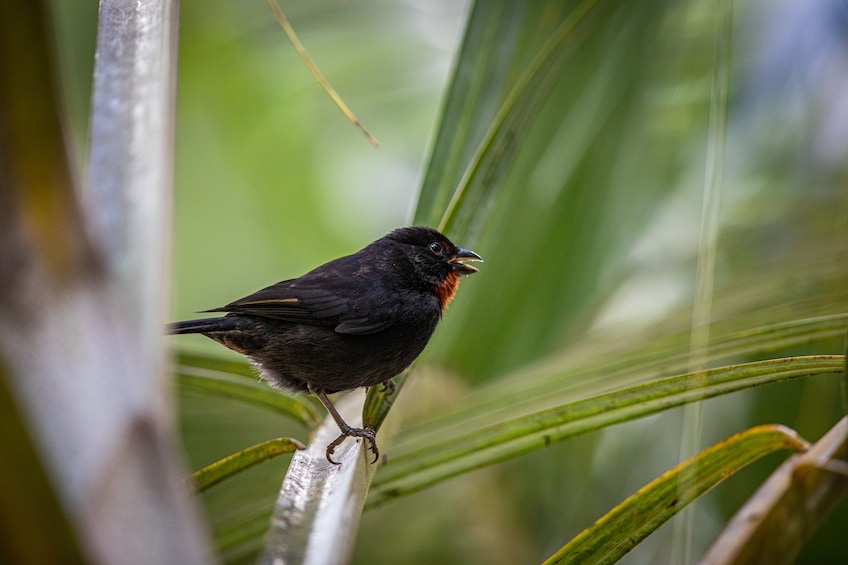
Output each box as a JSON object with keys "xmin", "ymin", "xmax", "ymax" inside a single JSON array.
[{"xmin": 428, "ymin": 242, "xmax": 443, "ymax": 254}]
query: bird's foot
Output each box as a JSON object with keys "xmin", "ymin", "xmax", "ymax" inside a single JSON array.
[{"xmin": 325, "ymin": 425, "xmax": 379, "ymax": 465}]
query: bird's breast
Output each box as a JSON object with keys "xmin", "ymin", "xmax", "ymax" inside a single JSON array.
[{"xmin": 434, "ymin": 272, "xmax": 460, "ymax": 314}]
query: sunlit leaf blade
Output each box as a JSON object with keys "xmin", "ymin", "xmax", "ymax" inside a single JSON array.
[
  {"xmin": 413, "ymin": 1, "xmax": 529, "ymax": 228},
  {"xmin": 362, "ymin": 371, "xmax": 408, "ymax": 432},
  {"xmin": 543, "ymin": 425, "xmax": 808, "ymax": 565},
  {"xmin": 405, "ymin": 0, "xmax": 691, "ymax": 435},
  {"xmin": 176, "ymin": 351, "xmax": 258, "ymax": 379},
  {"xmin": 436, "ymin": 0, "xmax": 607, "ymax": 241},
  {"xmin": 386, "ymin": 1, "xmax": 538, "ymax": 416},
  {"xmin": 397, "ymin": 313, "xmax": 848, "ymax": 449},
  {"xmin": 189, "ymin": 438, "xmax": 305, "ymax": 493},
  {"xmin": 394, "ymin": 238, "xmax": 848, "ymax": 447},
  {"xmin": 700, "ymin": 417, "xmax": 848, "ymax": 565},
  {"xmin": 260, "ymin": 393, "xmax": 377, "ymax": 564},
  {"xmin": 416, "ymin": 0, "xmax": 631, "ymax": 244},
  {"xmin": 368, "ymin": 356, "xmax": 844, "ymax": 509},
  {"xmin": 176, "ymin": 365, "xmax": 322, "ymax": 429},
  {"xmin": 423, "ymin": 0, "xmax": 692, "ymax": 382}
]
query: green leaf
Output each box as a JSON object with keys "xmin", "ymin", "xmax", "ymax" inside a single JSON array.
[
  {"xmin": 398, "ymin": 314, "xmax": 848, "ymax": 447},
  {"xmin": 259, "ymin": 393, "xmax": 377, "ymax": 564},
  {"xmin": 189, "ymin": 437, "xmax": 305, "ymax": 493},
  {"xmin": 368, "ymin": 356, "xmax": 844, "ymax": 508},
  {"xmin": 435, "ymin": 0, "xmax": 609, "ymax": 241},
  {"xmin": 362, "ymin": 371, "xmax": 408, "ymax": 432},
  {"xmin": 167, "ymin": 0, "xmax": 848, "ymax": 560},
  {"xmin": 420, "ymin": 0, "xmax": 689, "ymax": 382},
  {"xmin": 176, "ymin": 364, "xmax": 322, "ymax": 429},
  {"xmin": 701, "ymin": 417, "xmax": 848, "ymax": 565},
  {"xmin": 543, "ymin": 424, "xmax": 808, "ymax": 565},
  {"xmin": 176, "ymin": 351, "xmax": 259, "ymax": 380},
  {"xmin": 413, "ymin": 1, "xmax": 529, "ymax": 227}
]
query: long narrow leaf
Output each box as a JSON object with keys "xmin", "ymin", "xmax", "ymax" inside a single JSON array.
[
  {"xmin": 543, "ymin": 425, "xmax": 807, "ymax": 565},
  {"xmin": 413, "ymin": 1, "xmax": 529, "ymax": 227},
  {"xmin": 368, "ymin": 356, "xmax": 844, "ymax": 508},
  {"xmin": 396, "ymin": 313, "xmax": 848, "ymax": 448},
  {"xmin": 700, "ymin": 417, "xmax": 848, "ymax": 564},
  {"xmin": 177, "ymin": 351, "xmax": 259, "ymax": 380},
  {"xmin": 176, "ymin": 366, "xmax": 322, "ymax": 429},
  {"xmin": 190, "ymin": 438, "xmax": 305, "ymax": 493},
  {"xmin": 1, "ymin": 0, "xmax": 209, "ymax": 562},
  {"xmin": 260, "ymin": 392, "xmax": 377, "ymax": 565},
  {"xmin": 437, "ymin": 0, "xmax": 605, "ymax": 240}
]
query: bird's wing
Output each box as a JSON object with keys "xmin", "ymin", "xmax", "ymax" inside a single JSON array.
[{"xmin": 206, "ymin": 276, "xmax": 398, "ymax": 335}]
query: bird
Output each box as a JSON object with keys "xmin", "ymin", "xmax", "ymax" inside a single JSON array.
[{"xmin": 169, "ymin": 226, "xmax": 482, "ymax": 464}]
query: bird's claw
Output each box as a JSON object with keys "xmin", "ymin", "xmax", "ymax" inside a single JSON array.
[{"xmin": 325, "ymin": 426, "xmax": 379, "ymax": 465}]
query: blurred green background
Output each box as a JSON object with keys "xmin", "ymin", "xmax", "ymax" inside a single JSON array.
[{"xmin": 51, "ymin": 0, "xmax": 847, "ymax": 563}]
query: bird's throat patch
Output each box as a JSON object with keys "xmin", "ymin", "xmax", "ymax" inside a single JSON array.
[{"xmin": 434, "ymin": 272, "xmax": 460, "ymax": 314}]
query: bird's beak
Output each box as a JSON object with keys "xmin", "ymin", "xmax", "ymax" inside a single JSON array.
[{"xmin": 449, "ymin": 248, "xmax": 483, "ymax": 275}]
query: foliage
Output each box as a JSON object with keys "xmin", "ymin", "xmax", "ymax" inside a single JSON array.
[
  {"xmin": 169, "ymin": 0, "xmax": 848, "ymax": 562},
  {"xmin": 30, "ymin": 0, "xmax": 848, "ymax": 563}
]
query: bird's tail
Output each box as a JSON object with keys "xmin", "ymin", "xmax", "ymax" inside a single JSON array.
[{"xmin": 167, "ymin": 316, "xmax": 238, "ymax": 335}]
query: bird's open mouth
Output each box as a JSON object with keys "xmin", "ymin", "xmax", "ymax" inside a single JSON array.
[{"xmin": 449, "ymin": 248, "xmax": 483, "ymax": 274}]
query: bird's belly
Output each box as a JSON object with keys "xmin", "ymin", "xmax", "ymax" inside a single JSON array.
[{"xmin": 250, "ymin": 318, "xmax": 438, "ymax": 394}]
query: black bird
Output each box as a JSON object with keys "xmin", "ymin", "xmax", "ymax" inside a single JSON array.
[{"xmin": 170, "ymin": 226, "xmax": 481, "ymax": 464}]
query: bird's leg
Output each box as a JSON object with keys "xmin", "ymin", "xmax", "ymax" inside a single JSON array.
[{"xmin": 310, "ymin": 387, "xmax": 379, "ymax": 465}]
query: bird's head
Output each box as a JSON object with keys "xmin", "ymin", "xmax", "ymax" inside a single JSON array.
[{"xmin": 382, "ymin": 226, "xmax": 482, "ymax": 312}]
